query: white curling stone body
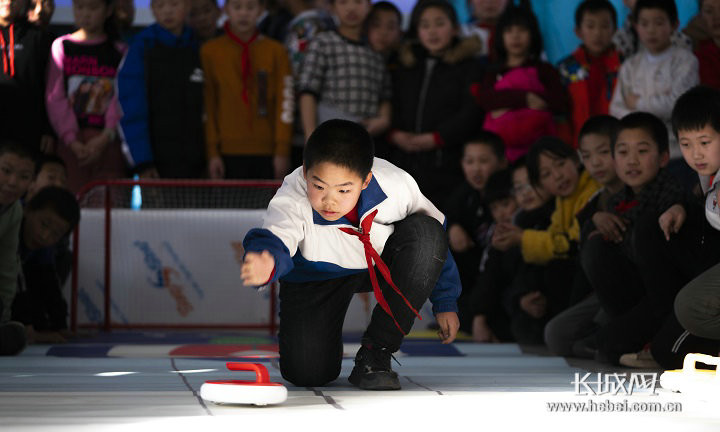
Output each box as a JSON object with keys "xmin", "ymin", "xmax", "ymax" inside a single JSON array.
[{"xmin": 200, "ymin": 382, "xmax": 288, "ymax": 405}]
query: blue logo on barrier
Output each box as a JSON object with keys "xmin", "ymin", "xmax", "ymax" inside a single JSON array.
[{"xmin": 133, "ymin": 240, "xmax": 198, "ymax": 317}]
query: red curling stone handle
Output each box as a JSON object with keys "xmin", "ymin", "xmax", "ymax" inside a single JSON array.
[{"xmin": 225, "ymin": 362, "xmax": 271, "ymax": 384}]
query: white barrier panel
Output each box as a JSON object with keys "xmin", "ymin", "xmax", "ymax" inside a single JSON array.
[{"xmin": 70, "ymin": 208, "xmax": 414, "ymax": 331}]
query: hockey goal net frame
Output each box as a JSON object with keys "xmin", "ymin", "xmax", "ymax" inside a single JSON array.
[{"xmin": 70, "ymin": 179, "xmax": 282, "ymax": 334}]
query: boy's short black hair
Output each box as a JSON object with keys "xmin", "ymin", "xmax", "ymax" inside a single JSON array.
[
  {"xmin": 37, "ymin": 154, "xmax": 67, "ymax": 175},
  {"xmin": 464, "ymin": 130, "xmax": 506, "ymax": 161},
  {"xmin": 526, "ymin": 136, "xmax": 578, "ymax": 186},
  {"xmin": 368, "ymin": 1, "xmax": 402, "ymax": 25},
  {"xmin": 615, "ymin": 112, "xmax": 669, "ymax": 154},
  {"xmin": 633, "ymin": 0, "xmax": 678, "ymax": 25},
  {"xmin": 484, "ymin": 169, "xmax": 513, "ymax": 205},
  {"xmin": 574, "ymin": 0, "xmax": 617, "ymax": 29},
  {"xmin": 578, "ymin": 115, "xmax": 621, "ymax": 146},
  {"xmin": 25, "ymin": 186, "xmax": 81, "ymax": 231},
  {"xmin": 495, "ymin": 3, "xmax": 543, "ymax": 62},
  {"xmin": 671, "ymin": 86, "xmax": 720, "ymax": 136},
  {"xmin": 304, "ymin": 119, "xmax": 374, "ymax": 179},
  {"xmin": 0, "ymin": 141, "xmax": 39, "ymax": 172}
]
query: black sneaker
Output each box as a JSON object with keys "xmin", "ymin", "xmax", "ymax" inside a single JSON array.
[
  {"xmin": 348, "ymin": 343, "xmax": 401, "ymax": 390},
  {"xmin": 0, "ymin": 321, "xmax": 26, "ymax": 356}
]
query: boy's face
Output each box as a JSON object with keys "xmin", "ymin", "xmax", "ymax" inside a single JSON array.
[
  {"xmin": 225, "ymin": 0, "xmax": 263, "ymax": 36},
  {"xmin": 417, "ymin": 6, "xmax": 457, "ymax": 55},
  {"xmin": 304, "ymin": 162, "xmax": 372, "ymax": 221},
  {"xmin": 188, "ymin": 0, "xmax": 220, "ymax": 39},
  {"xmin": 26, "ymin": 162, "xmax": 67, "ymax": 200},
  {"xmin": 579, "ymin": 133, "xmax": 618, "ymax": 186},
  {"xmin": 489, "ymin": 197, "xmax": 517, "ymax": 224},
  {"xmin": 461, "ymin": 142, "xmax": 504, "ymax": 191},
  {"xmin": 702, "ymin": 0, "xmax": 720, "ymax": 40},
  {"xmin": 470, "ymin": 0, "xmax": 508, "ymax": 23},
  {"xmin": 678, "ymin": 124, "xmax": 720, "ymax": 176},
  {"xmin": 575, "ymin": 10, "xmax": 615, "ymax": 57},
  {"xmin": 367, "ymin": 9, "xmax": 401, "ymax": 54},
  {"xmin": 23, "ymin": 207, "xmax": 71, "ymax": 251},
  {"xmin": 614, "ymin": 127, "xmax": 669, "ymax": 193},
  {"xmin": 151, "ymin": 0, "xmax": 189, "ymax": 35},
  {"xmin": 332, "ymin": 0, "xmax": 370, "ymax": 29},
  {"xmin": 0, "ymin": 153, "xmax": 34, "ymax": 206},
  {"xmin": 537, "ymin": 152, "xmax": 579, "ymax": 198},
  {"xmin": 512, "ymin": 166, "xmax": 547, "ymax": 211},
  {"xmin": 635, "ymin": 8, "xmax": 676, "ymax": 54}
]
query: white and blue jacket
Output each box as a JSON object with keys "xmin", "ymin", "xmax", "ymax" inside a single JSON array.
[{"xmin": 243, "ymin": 158, "xmax": 461, "ymax": 314}]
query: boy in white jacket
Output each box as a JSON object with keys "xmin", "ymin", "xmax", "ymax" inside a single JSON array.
[
  {"xmin": 609, "ymin": 0, "xmax": 698, "ymax": 160},
  {"xmin": 241, "ymin": 119, "xmax": 461, "ymax": 390}
]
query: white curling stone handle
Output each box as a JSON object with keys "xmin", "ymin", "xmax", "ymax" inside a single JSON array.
[
  {"xmin": 200, "ymin": 382, "xmax": 288, "ymax": 406},
  {"xmin": 660, "ymin": 353, "xmax": 720, "ymax": 395}
]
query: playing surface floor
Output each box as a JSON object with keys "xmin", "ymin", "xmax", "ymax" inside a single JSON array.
[{"xmin": 1, "ymin": 331, "xmax": 717, "ymax": 431}]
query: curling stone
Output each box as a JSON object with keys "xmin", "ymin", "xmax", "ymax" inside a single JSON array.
[
  {"xmin": 200, "ymin": 362, "xmax": 287, "ymax": 406},
  {"xmin": 660, "ymin": 353, "xmax": 720, "ymax": 399}
]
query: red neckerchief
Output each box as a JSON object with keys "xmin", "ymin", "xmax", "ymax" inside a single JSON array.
[
  {"xmin": 344, "ymin": 204, "xmax": 359, "ymax": 227},
  {"xmin": 339, "ymin": 210, "xmax": 421, "ymax": 334},
  {"xmin": 573, "ymin": 45, "xmax": 621, "ymax": 106},
  {"xmin": 0, "ymin": 24, "xmax": 15, "ymax": 76},
  {"xmin": 224, "ymin": 22, "xmax": 259, "ymax": 106},
  {"xmin": 614, "ymin": 199, "xmax": 639, "ymax": 214}
]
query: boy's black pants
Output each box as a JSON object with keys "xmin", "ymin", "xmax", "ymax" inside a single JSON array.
[
  {"xmin": 278, "ymin": 214, "xmax": 449, "ymax": 387},
  {"xmin": 582, "ymin": 213, "xmax": 720, "ymax": 363}
]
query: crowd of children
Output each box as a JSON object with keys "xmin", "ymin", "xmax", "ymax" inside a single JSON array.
[{"xmin": 1, "ymin": 0, "xmax": 720, "ymax": 375}]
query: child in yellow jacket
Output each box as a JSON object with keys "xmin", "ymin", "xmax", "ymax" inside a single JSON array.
[
  {"xmin": 201, "ymin": 0, "xmax": 293, "ymax": 180},
  {"xmin": 491, "ymin": 137, "xmax": 599, "ymax": 343}
]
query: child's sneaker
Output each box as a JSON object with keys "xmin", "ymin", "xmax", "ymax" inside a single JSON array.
[
  {"xmin": 348, "ymin": 343, "xmax": 401, "ymax": 390},
  {"xmin": 619, "ymin": 347, "xmax": 660, "ymax": 368}
]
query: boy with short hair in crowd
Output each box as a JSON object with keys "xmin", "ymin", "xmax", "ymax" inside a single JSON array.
[
  {"xmin": 557, "ymin": 0, "xmax": 622, "ymax": 147},
  {"xmin": 202, "ymin": 0, "xmax": 293, "ymax": 180},
  {"xmin": 240, "ymin": 119, "xmax": 461, "ymax": 390},
  {"xmin": 613, "ymin": 0, "xmax": 692, "ymax": 58},
  {"xmin": 642, "ymin": 86, "xmax": 720, "ymax": 369},
  {"xmin": 0, "ymin": 142, "xmax": 37, "ymax": 355},
  {"xmin": 298, "ymin": 0, "xmax": 391, "ymax": 140},
  {"xmin": 118, "ymin": 0, "xmax": 206, "ymax": 179},
  {"xmin": 25, "ymin": 155, "xmax": 68, "ymax": 202},
  {"xmin": 610, "ymin": 0, "xmax": 699, "ymax": 163},
  {"xmin": 444, "ymin": 132, "xmax": 506, "ymax": 333},
  {"xmin": 575, "ymin": 112, "xmax": 699, "ymax": 365},
  {"xmin": 12, "ymin": 186, "xmax": 80, "ymax": 344},
  {"xmin": 366, "ymin": 1, "xmax": 403, "ymax": 64}
]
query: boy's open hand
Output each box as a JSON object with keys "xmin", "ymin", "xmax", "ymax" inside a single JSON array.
[
  {"xmin": 659, "ymin": 204, "xmax": 686, "ymax": 241},
  {"xmin": 436, "ymin": 311, "xmax": 460, "ymax": 344},
  {"xmin": 592, "ymin": 212, "xmax": 627, "ymax": 243},
  {"xmin": 241, "ymin": 251, "xmax": 275, "ymax": 286}
]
